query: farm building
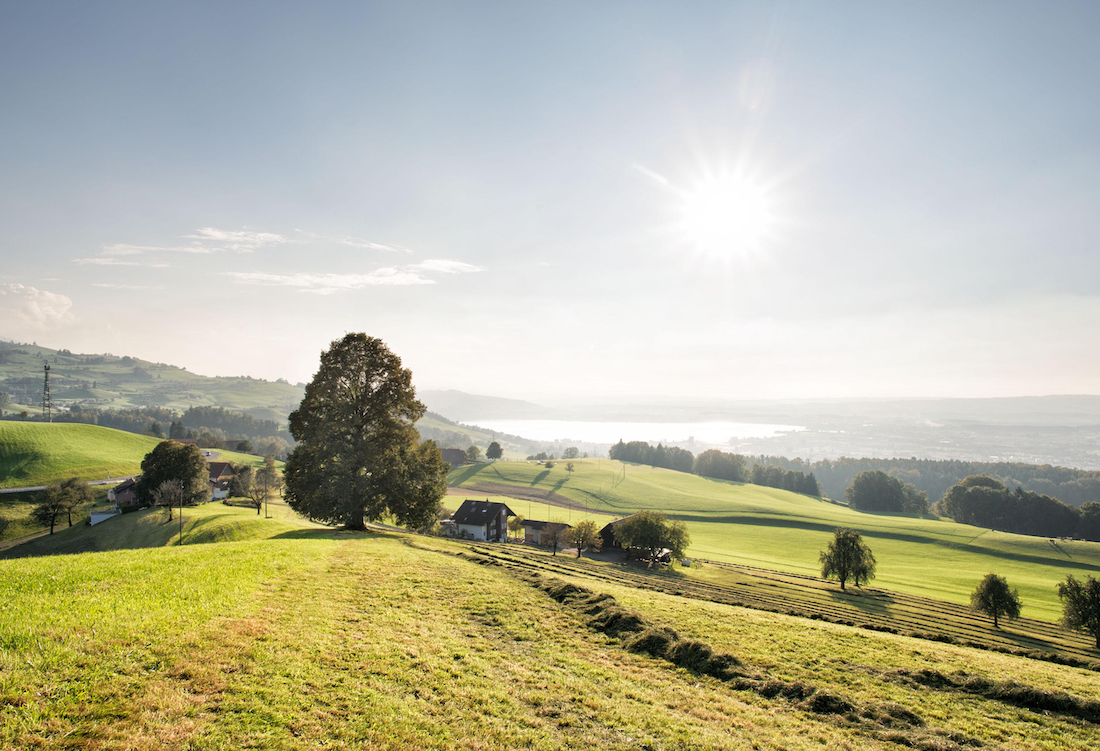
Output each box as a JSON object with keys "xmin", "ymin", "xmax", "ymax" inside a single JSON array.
[
  {"xmin": 599, "ymin": 514, "xmax": 637, "ymax": 550},
  {"xmin": 107, "ymin": 477, "xmax": 138, "ymax": 506},
  {"xmin": 522, "ymin": 520, "xmax": 571, "ymax": 546},
  {"xmin": 208, "ymin": 461, "xmax": 236, "ymax": 500},
  {"xmin": 451, "ymin": 499, "xmax": 514, "ymax": 542},
  {"xmin": 440, "ymin": 448, "xmax": 467, "ymax": 469}
]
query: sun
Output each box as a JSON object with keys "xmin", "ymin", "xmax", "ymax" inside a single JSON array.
[{"xmin": 677, "ymin": 174, "xmax": 775, "ymax": 258}]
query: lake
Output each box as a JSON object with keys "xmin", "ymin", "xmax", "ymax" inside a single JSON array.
[{"xmin": 467, "ymin": 419, "xmax": 805, "ymax": 447}]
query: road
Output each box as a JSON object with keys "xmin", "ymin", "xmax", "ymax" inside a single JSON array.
[{"xmin": 0, "ymin": 476, "xmax": 135, "ymax": 495}]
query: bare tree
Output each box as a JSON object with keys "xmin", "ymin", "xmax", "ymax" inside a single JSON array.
[{"xmin": 153, "ymin": 479, "xmax": 184, "ymax": 521}]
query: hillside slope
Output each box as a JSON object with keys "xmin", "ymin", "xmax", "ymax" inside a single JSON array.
[
  {"xmin": 2, "ymin": 530, "xmax": 1098, "ymax": 750},
  {"xmin": 0, "ymin": 421, "xmax": 161, "ymax": 487},
  {"xmin": 450, "ymin": 459, "xmax": 1100, "ymax": 620},
  {"xmin": 0, "ymin": 341, "xmax": 303, "ymax": 419}
]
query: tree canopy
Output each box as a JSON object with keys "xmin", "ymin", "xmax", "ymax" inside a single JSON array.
[
  {"xmin": 613, "ymin": 510, "xmax": 690, "ymax": 562},
  {"xmin": 937, "ymin": 475, "xmax": 1081, "ymax": 538},
  {"xmin": 283, "ymin": 334, "xmax": 448, "ymax": 530},
  {"xmin": 970, "ymin": 573, "xmax": 1022, "ymax": 628},
  {"xmin": 819, "ymin": 527, "xmax": 876, "ymax": 590},
  {"xmin": 1057, "ymin": 575, "xmax": 1100, "ymax": 648},
  {"xmin": 134, "ymin": 440, "xmax": 211, "ymax": 506},
  {"xmin": 569, "ymin": 520, "xmax": 602, "ymax": 558},
  {"xmin": 845, "ymin": 470, "xmax": 906, "ymax": 512},
  {"xmin": 486, "ymin": 441, "xmax": 503, "ymax": 460}
]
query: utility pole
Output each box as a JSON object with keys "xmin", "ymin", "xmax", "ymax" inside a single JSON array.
[{"xmin": 42, "ymin": 363, "xmax": 52, "ymax": 422}]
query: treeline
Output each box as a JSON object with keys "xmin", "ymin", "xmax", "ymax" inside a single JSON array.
[
  {"xmin": 936, "ymin": 476, "xmax": 1100, "ymax": 541},
  {"xmin": 179, "ymin": 406, "xmax": 287, "ymax": 440},
  {"xmin": 752, "ymin": 455, "xmax": 1100, "ymax": 508},
  {"xmin": 608, "ymin": 441, "xmax": 820, "ymax": 497},
  {"xmin": 609, "ymin": 440, "xmax": 695, "ymax": 473}
]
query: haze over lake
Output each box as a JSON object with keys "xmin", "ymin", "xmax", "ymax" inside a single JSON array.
[{"xmin": 469, "ymin": 419, "xmax": 805, "ymax": 448}]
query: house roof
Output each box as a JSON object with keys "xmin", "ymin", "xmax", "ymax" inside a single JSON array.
[
  {"xmin": 522, "ymin": 520, "xmax": 571, "ymax": 531},
  {"xmin": 599, "ymin": 514, "xmax": 637, "ymax": 533},
  {"xmin": 452, "ymin": 499, "xmax": 515, "ymax": 526},
  {"xmin": 208, "ymin": 461, "xmax": 235, "ymax": 480},
  {"xmin": 113, "ymin": 478, "xmax": 136, "ymax": 492}
]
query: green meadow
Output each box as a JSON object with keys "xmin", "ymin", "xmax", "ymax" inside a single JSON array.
[
  {"xmin": 1, "ymin": 502, "xmax": 1097, "ymax": 750},
  {"xmin": 449, "ymin": 459, "xmax": 1100, "ymax": 621}
]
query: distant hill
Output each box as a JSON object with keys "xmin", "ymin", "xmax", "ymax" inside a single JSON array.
[
  {"xmin": 0, "ymin": 340, "xmax": 304, "ymax": 421},
  {"xmin": 419, "ymin": 389, "xmax": 556, "ymax": 422}
]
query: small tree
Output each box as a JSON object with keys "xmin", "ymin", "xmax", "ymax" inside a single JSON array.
[
  {"xmin": 153, "ymin": 479, "xmax": 184, "ymax": 521},
  {"xmin": 58, "ymin": 478, "xmax": 94, "ymax": 527},
  {"xmin": 543, "ymin": 522, "xmax": 569, "ymax": 556},
  {"xmin": 508, "ymin": 514, "xmax": 525, "ymax": 542},
  {"xmin": 1057, "ymin": 575, "xmax": 1100, "ymax": 648},
  {"xmin": 235, "ymin": 439, "xmax": 254, "ymax": 453},
  {"xmin": 563, "ymin": 446, "xmax": 580, "ymax": 459},
  {"xmin": 566, "ymin": 461, "xmax": 575, "ymax": 476},
  {"xmin": 613, "ymin": 510, "xmax": 689, "ymax": 563},
  {"xmin": 253, "ymin": 459, "xmax": 280, "ymax": 516},
  {"xmin": 465, "ymin": 445, "xmax": 482, "ymax": 463},
  {"xmin": 820, "ymin": 527, "xmax": 876, "ymax": 591},
  {"xmin": 569, "ymin": 520, "xmax": 602, "ymax": 558},
  {"xmin": 970, "ymin": 573, "xmax": 1022, "ymax": 628},
  {"xmin": 31, "ymin": 486, "xmax": 67, "ymax": 535},
  {"xmin": 544, "ymin": 460, "xmax": 555, "ymax": 469},
  {"xmin": 486, "ymin": 441, "xmax": 503, "ymax": 461},
  {"xmin": 230, "ymin": 463, "xmax": 254, "ymax": 499}
]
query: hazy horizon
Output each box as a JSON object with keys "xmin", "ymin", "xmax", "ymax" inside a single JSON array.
[{"xmin": 3, "ymin": 2, "xmax": 1099, "ymax": 402}]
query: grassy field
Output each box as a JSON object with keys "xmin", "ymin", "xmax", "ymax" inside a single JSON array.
[
  {"xmin": 0, "ymin": 422, "xmax": 286, "ymax": 542},
  {"xmin": 2, "ymin": 508, "xmax": 1098, "ymax": 750},
  {"xmin": 449, "ymin": 459, "xmax": 1100, "ymax": 621},
  {"xmin": 0, "ymin": 421, "xmax": 161, "ymax": 488}
]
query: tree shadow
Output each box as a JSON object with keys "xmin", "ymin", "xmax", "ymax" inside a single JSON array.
[{"xmin": 825, "ymin": 588, "xmax": 896, "ymax": 614}]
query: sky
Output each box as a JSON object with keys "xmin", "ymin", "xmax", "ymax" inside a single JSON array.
[{"xmin": 1, "ymin": 1, "xmax": 1099, "ymax": 403}]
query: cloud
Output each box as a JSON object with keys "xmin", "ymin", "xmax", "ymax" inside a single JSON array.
[
  {"xmin": 184, "ymin": 227, "xmax": 288, "ymax": 251},
  {"xmin": 91, "ymin": 283, "xmax": 164, "ymax": 290},
  {"xmin": 407, "ymin": 259, "xmax": 483, "ymax": 274},
  {"xmin": 633, "ymin": 162, "xmax": 670, "ymax": 186},
  {"xmin": 102, "ymin": 243, "xmax": 217, "ymax": 255},
  {"xmin": 294, "ymin": 230, "xmax": 413, "ymax": 253},
  {"xmin": 226, "ymin": 269, "xmax": 436, "ymax": 295},
  {"xmin": 72, "ymin": 257, "xmax": 170, "ymax": 268},
  {"xmin": 0, "ymin": 284, "xmax": 73, "ymax": 326},
  {"xmin": 226, "ymin": 257, "xmax": 483, "ymax": 295}
]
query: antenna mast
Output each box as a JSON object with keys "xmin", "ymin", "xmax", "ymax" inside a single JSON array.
[{"xmin": 42, "ymin": 363, "xmax": 52, "ymax": 422}]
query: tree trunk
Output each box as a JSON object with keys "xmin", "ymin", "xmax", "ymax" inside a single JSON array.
[
  {"xmin": 993, "ymin": 613, "xmax": 999, "ymax": 628},
  {"xmin": 346, "ymin": 505, "xmax": 365, "ymax": 530}
]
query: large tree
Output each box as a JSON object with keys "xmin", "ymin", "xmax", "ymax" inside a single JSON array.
[
  {"xmin": 845, "ymin": 470, "xmax": 905, "ymax": 512},
  {"xmin": 820, "ymin": 527, "xmax": 876, "ymax": 591},
  {"xmin": 970, "ymin": 573, "xmax": 1022, "ymax": 628},
  {"xmin": 1057, "ymin": 575, "xmax": 1100, "ymax": 649},
  {"xmin": 284, "ymin": 334, "xmax": 448, "ymax": 530},
  {"xmin": 134, "ymin": 440, "xmax": 211, "ymax": 506}
]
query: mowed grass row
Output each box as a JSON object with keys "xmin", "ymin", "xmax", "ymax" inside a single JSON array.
[
  {"xmin": 450, "ymin": 460, "xmax": 1100, "ymax": 621},
  {"xmin": 469, "ymin": 543, "xmax": 1100, "ymax": 667}
]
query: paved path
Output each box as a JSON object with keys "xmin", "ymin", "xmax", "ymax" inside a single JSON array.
[{"xmin": 0, "ymin": 476, "xmax": 136, "ymax": 495}]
